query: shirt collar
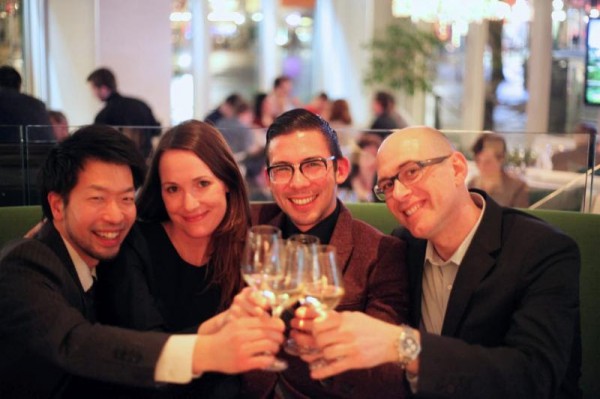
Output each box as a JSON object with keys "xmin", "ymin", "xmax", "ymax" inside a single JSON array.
[
  {"xmin": 61, "ymin": 237, "xmax": 96, "ymax": 292},
  {"xmin": 282, "ymin": 200, "xmax": 341, "ymax": 244},
  {"xmin": 425, "ymin": 192, "xmax": 486, "ymax": 267}
]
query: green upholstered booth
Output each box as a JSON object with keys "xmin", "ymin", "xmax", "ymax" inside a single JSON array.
[
  {"xmin": 1, "ymin": 203, "xmax": 599, "ymax": 397},
  {"xmin": 0, "ymin": 205, "xmax": 43, "ymax": 247}
]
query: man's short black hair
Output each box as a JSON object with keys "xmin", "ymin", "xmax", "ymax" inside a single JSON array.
[
  {"xmin": 86, "ymin": 67, "xmax": 117, "ymax": 91},
  {"xmin": 0, "ymin": 65, "xmax": 22, "ymax": 90},
  {"xmin": 39, "ymin": 125, "xmax": 146, "ymax": 220},
  {"xmin": 265, "ymin": 108, "xmax": 343, "ymax": 166}
]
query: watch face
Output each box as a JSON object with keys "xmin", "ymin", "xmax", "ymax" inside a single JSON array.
[{"xmin": 402, "ymin": 336, "xmax": 419, "ymax": 356}]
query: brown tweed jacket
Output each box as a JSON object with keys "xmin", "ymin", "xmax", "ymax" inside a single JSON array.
[{"xmin": 242, "ymin": 201, "xmax": 409, "ymax": 399}]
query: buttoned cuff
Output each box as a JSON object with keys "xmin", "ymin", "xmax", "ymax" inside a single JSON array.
[{"xmin": 154, "ymin": 335, "xmax": 200, "ymax": 383}]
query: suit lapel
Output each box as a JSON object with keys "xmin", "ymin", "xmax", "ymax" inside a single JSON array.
[
  {"xmin": 406, "ymin": 236, "xmax": 427, "ymax": 328},
  {"xmin": 441, "ymin": 196, "xmax": 503, "ymax": 336},
  {"xmin": 329, "ymin": 205, "xmax": 354, "ymax": 275},
  {"xmin": 38, "ymin": 223, "xmax": 91, "ymax": 317}
]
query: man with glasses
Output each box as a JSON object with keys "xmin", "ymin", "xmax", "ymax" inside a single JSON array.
[
  {"xmin": 245, "ymin": 109, "xmax": 409, "ymax": 398},
  {"xmin": 294, "ymin": 127, "xmax": 581, "ymax": 398}
]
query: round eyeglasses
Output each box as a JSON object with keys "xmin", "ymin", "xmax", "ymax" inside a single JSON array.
[
  {"xmin": 373, "ymin": 154, "xmax": 451, "ymax": 201},
  {"xmin": 267, "ymin": 156, "xmax": 336, "ymax": 184}
]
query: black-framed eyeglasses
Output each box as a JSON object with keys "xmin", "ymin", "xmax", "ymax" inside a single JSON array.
[
  {"xmin": 267, "ymin": 156, "xmax": 336, "ymax": 184},
  {"xmin": 373, "ymin": 154, "xmax": 451, "ymax": 201}
]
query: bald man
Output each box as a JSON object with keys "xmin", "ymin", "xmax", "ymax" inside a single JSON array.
[{"xmin": 294, "ymin": 127, "xmax": 581, "ymax": 399}]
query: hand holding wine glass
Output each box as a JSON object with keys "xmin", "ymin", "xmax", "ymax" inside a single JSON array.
[{"xmin": 283, "ymin": 233, "xmax": 320, "ymax": 356}]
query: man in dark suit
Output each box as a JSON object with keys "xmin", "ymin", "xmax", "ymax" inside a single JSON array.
[
  {"xmin": 0, "ymin": 126, "xmax": 284, "ymax": 398},
  {"xmin": 0, "ymin": 65, "xmax": 53, "ymax": 141},
  {"xmin": 87, "ymin": 67, "xmax": 160, "ymax": 158},
  {"xmin": 244, "ymin": 109, "xmax": 408, "ymax": 398},
  {"xmin": 297, "ymin": 126, "xmax": 581, "ymax": 398}
]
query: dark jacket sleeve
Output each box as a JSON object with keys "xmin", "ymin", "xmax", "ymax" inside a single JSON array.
[{"xmin": 0, "ymin": 239, "xmax": 170, "ymax": 387}]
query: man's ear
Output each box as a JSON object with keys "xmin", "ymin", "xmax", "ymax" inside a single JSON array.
[
  {"xmin": 47, "ymin": 192, "xmax": 65, "ymax": 221},
  {"xmin": 334, "ymin": 156, "xmax": 351, "ymax": 185},
  {"xmin": 451, "ymin": 152, "xmax": 469, "ymax": 185}
]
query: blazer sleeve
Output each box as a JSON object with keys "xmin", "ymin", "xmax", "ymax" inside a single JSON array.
[
  {"xmin": 324, "ymin": 230, "xmax": 409, "ymax": 399},
  {"xmin": 0, "ymin": 240, "xmax": 171, "ymax": 388},
  {"xmin": 364, "ymin": 234, "xmax": 409, "ymax": 324},
  {"xmin": 416, "ymin": 228, "xmax": 580, "ymax": 398}
]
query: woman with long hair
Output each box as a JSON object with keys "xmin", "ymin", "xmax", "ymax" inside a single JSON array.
[{"xmin": 97, "ymin": 120, "xmax": 252, "ymax": 397}]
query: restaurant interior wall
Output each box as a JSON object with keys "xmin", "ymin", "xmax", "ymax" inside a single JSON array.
[{"xmin": 45, "ymin": 0, "xmax": 171, "ymax": 126}]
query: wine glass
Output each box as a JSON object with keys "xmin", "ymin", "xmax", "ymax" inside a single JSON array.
[
  {"xmin": 304, "ymin": 244, "xmax": 345, "ymax": 315},
  {"xmin": 283, "ymin": 234, "xmax": 320, "ymax": 355},
  {"xmin": 303, "ymin": 245, "xmax": 345, "ymax": 371},
  {"xmin": 241, "ymin": 225, "xmax": 289, "ymax": 371}
]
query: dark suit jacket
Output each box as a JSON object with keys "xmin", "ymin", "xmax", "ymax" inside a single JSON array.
[
  {"xmin": 95, "ymin": 92, "xmax": 160, "ymax": 157},
  {"xmin": 0, "ymin": 87, "xmax": 53, "ymax": 141},
  {"xmin": 0, "ymin": 223, "xmax": 170, "ymax": 398},
  {"xmin": 244, "ymin": 202, "xmax": 409, "ymax": 399},
  {"xmin": 393, "ymin": 191, "xmax": 581, "ymax": 399}
]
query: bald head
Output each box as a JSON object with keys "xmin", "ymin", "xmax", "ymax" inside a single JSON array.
[
  {"xmin": 375, "ymin": 126, "xmax": 479, "ymax": 252},
  {"xmin": 378, "ymin": 126, "xmax": 454, "ymax": 162}
]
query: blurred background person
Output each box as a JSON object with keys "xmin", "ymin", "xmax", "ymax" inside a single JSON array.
[
  {"xmin": 468, "ymin": 133, "xmax": 529, "ymax": 208},
  {"xmin": 265, "ymin": 75, "xmax": 301, "ymax": 121},
  {"xmin": 252, "ymin": 92, "xmax": 271, "ymax": 128},
  {"xmin": 304, "ymin": 91, "xmax": 330, "ymax": 118},
  {"xmin": 204, "ymin": 93, "xmax": 243, "ymax": 126},
  {"xmin": 338, "ymin": 133, "xmax": 382, "ymax": 203},
  {"xmin": 216, "ymin": 99, "xmax": 255, "ymax": 157},
  {"xmin": 552, "ymin": 122, "xmax": 600, "ymax": 173},
  {"xmin": 329, "ymin": 98, "xmax": 355, "ymax": 152},
  {"xmin": 48, "ymin": 110, "xmax": 69, "ymax": 142},
  {"xmin": 87, "ymin": 67, "xmax": 161, "ymax": 158},
  {"xmin": 0, "ymin": 65, "xmax": 53, "ymax": 141},
  {"xmin": 369, "ymin": 91, "xmax": 408, "ymax": 140}
]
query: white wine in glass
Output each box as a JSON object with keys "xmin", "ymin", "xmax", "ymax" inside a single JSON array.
[
  {"xmin": 283, "ymin": 234, "xmax": 320, "ymax": 356},
  {"xmin": 240, "ymin": 225, "xmax": 288, "ymax": 371},
  {"xmin": 304, "ymin": 244, "xmax": 345, "ymax": 314}
]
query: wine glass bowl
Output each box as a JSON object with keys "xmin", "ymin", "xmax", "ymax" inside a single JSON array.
[
  {"xmin": 241, "ymin": 225, "xmax": 289, "ymax": 371},
  {"xmin": 304, "ymin": 244, "xmax": 345, "ymax": 314}
]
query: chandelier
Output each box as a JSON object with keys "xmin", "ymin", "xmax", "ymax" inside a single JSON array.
[{"xmin": 391, "ymin": 0, "xmax": 512, "ymax": 25}]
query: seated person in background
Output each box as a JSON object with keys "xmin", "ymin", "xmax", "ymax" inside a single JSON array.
[
  {"xmin": 245, "ymin": 109, "xmax": 408, "ymax": 399},
  {"xmin": 294, "ymin": 126, "xmax": 581, "ymax": 399},
  {"xmin": 204, "ymin": 93, "xmax": 243, "ymax": 126},
  {"xmin": 252, "ymin": 92, "xmax": 272, "ymax": 128},
  {"xmin": 265, "ymin": 75, "xmax": 302, "ymax": 121},
  {"xmin": 97, "ymin": 120, "xmax": 258, "ymax": 397},
  {"xmin": 0, "ymin": 65, "xmax": 53, "ymax": 141},
  {"xmin": 370, "ymin": 91, "xmax": 408, "ymax": 139},
  {"xmin": 304, "ymin": 91, "xmax": 330, "ymax": 118},
  {"xmin": 338, "ymin": 133, "xmax": 382, "ymax": 203},
  {"xmin": 328, "ymin": 98, "xmax": 355, "ymax": 151},
  {"xmin": 48, "ymin": 110, "xmax": 70, "ymax": 141},
  {"xmin": 216, "ymin": 99, "xmax": 255, "ymax": 156},
  {"xmin": 552, "ymin": 122, "xmax": 600, "ymax": 173},
  {"xmin": 468, "ymin": 132, "xmax": 529, "ymax": 208},
  {"xmin": 0, "ymin": 125, "xmax": 284, "ymax": 398}
]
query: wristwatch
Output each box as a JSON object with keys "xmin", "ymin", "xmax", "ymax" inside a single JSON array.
[{"xmin": 396, "ymin": 324, "xmax": 421, "ymax": 368}]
